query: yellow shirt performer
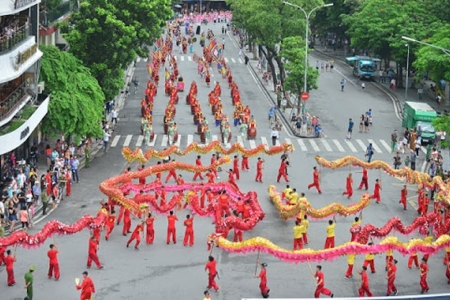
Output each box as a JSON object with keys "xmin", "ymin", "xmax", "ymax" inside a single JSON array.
[
  {"xmin": 293, "ymin": 221, "xmax": 305, "ymax": 250},
  {"xmin": 363, "ymin": 242, "xmax": 376, "ymax": 273},
  {"xmin": 302, "ymin": 215, "xmax": 309, "ymax": 245},
  {"xmin": 324, "ymin": 216, "xmax": 336, "ymax": 249},
  {"xmin": 345, "ymin": 254, "xmax": 356, "ymax": 278},
  {"xmin": 289, "ymin": 189, "xmax": 299, "ymax": 205}
]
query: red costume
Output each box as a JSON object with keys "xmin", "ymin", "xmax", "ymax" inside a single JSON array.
[
  {"xmin": 127, "ymin": 223, "xmax": 143, "ymax": 248},
  {"xmin": 104, "ymin": 214, "xmax": 115, "ymax": 240},
  {"xmin": 408, "ymin": 253, "xmax": 419, "ymax": 268},
  {"xmin": 399, "ymin": 187, "xmax": 408, "ymax": 210},
  {"xmin": 228, "ymin": 170, "xmax": 239, "ymax": 190},
  {"xmin": 117, "ymin": 206, "xmax": 124, "ymax": 225},
  {"xmin": 4, "ymin": 254, "xmax": 16, "ymax": 286},
  {"xmin": 122, "ymin": 209, "xmax": 131, "ymax": 235},
  {"xmin": 206, "ymin": 171, "xmax": 215, "ymax": 184},
  {"xmin": 146, "ymin": 216, "xmax": 155, "ymax": 244},
  {"xmin": 183, "ymin": 217, "xmax": 194, "ymax": 246},
  {"xmin": 358, "ymin": 270, "xmax": 373, "ymax": 297},
  {"xmin": 257, "ymin": 267, "xmax": 269, "ymax": 296},
  {"xmin": 218, "ymin": 194, "xmax": 230, "ymax": 217},
  {"xmin": 358, "ymin": 168, "xmax": 368, "ymax": 190},
  {"xmin": 138, "ymin": 166, "xmax": 146, "ymax": 185},
  {"xmin": 92, "ymin": 227, "xmax": 101, "ymax": 244},
  {"xmin": 314, "ymin": 271, "xmax": 332, "ymax": 298},
  {"xmin": 308, "ymin": 169, "xmax": 322, "ymax": 193},
  {"xmin": 233, "ymin": 157, "xmax": 240, "ymax": 180},
  {"xmin": 276, "ymin": 161, "xmax": 289, "ymax": 182},
  {"xmin": 386, "ymin": 261, "xmax": 397, "ymax": 295},
  {"xmin": 233, "ymin": 227, "xmax": 243, "ymax": 242},
  {"xmin": 47, "ymin": 248, "xmax": 60, "ymax": 280},
  {"xmin": 87, "ymin": 238, "xmax": 102, "ymax": 268},
  {"xmin": 76, "ymin": 276, "xmax": 95, "ymax": 300},
  {"xmin": 65, "ymin": 172, "xmax": 71, "ymax": 196},
  {"xmin": 193, "ymin": 157, "xmax": 204, "ymax": 180},
  {"xmin": 370, "ymin": 182, "xmax": 381, "ymax": 203},
  {"xmin": 420, "ymin": 261, "xmax": 429, "ymax": 293},
  {"xmin": 45, "ymin": 172, "xmax": 52, "ymax": 195},
  {"xmin": 165, "ymin": 168, "xmax": 177, "ymax": 183},
  {"xmin": 343, "ymin": 176, "xmax": 353, "ymax": 198},
  {"xmin": 167, "ymin": 214, "xmax": 178, "ymax": 244},
  {"xmin": 255, "ymin": 159, "xmax": 263, "ymax": 182},
  {"xmin": 241, "ymin": 156, "xmax": 249, "ymax": 171},
  {"xmin": 205, "ymin": 259, "xmax": 219, "ymax": 291}
]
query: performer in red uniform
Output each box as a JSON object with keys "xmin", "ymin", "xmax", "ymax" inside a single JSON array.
[
  {"xmin": 137, "ymin": 164, "xmax": 146, "ymax": 185},
  {"xmin": 358, "ymin": 266, "xmax": 373, "ymax": 297},
  {"xmin": 399, "ymin": 185, "xmax": 408, "ymax": 210},
  {"xmin": 205, "ymin": 256, "xmax": 220, "ymax": 292},
  {"xmin": 233, "ymin": 155, "xmax": 240, "ymax": 180},
  {"xmin": 104, "ymin": 210, "xmax": 116, "ymax": 241},
  {"xmin": 47, "ymin": 244, "xmax": 60, "ymax": 280},
  {"xmin": 241, "ymin": 155, "xmax": 249, "ymax": 171},
  {"xmin": 210, "ymin": 154, "xmax": 218, "ymax": 179},
  {"xmin": 92, "ymin": 227, "xmax": 101, "ymax": 245},
  {"xmin": 255, "ymin": 157, "xmax": 264, "ymax": 182},
  {"xmin": 358, "ymin": 168, "xmax": 369, "ymax": 190},
  {"xmin": 206, "ymin": 169, "xmax": 215, "ymax": 183},
  {"xmin": 227, "ymin": 169, "xmax": 239, "ymax": 190},
  {"xmin": 255, "ymin": 260, "xmax": 270, "ymax": 298},
  {"xmin": 127, "ymin": 221, "xmax": 144, "ymax": 249},
  {"xmin": 276, "ymin": 159, "xmax": 289, "ymax": 182},
  {"xmin": 167, "ymin": 211, "xmax": 178, "ymax": 244},
  {"xmin": 116, "ymin": 206, "xmax": 124, "ymax": 225},
  {"xmin": 420, "ymin": 257, "xmax": 429, "ymax": 294},
  {"xmin": 370, "ymin": 179, "xmax": 382, "ymax": 203},
  {"xmin": 314, "ymin": 265, "xmax": 333, "ymax": 298},
  {"xmin": 183, "ymin": 215, "xmax": 194, "ymax": 246},
  {"xmin": 65, "ymin": 170, "xmax": 71, "ymax": 196},
  {"xmin": 408, "ymin": 251, "xmax": 420, "ymax": 269},
  {"xmin": 146, "ymin": 212, "xmax": 155, "ymax": 244},
  {"xmin": 122, "ymin": 208, "xmax": 132, "ymax": 236},
  {"xmin": 165, "ymin": 161, "xmax": 178, "ymax": 183},
  {"xmin": 308, "ymin": 167, "xmax": 322, "ymax": 194},
  {"xmin": 4, "ymin": 249, "xmax": 16, "ymax": 286},
  {"xmin": 342, "ymin": 173, "xmax": 353, "ymax": 198},
  {"xmin": 75, "ymin": 271, "xmax": 95, "ymax": 300},
  {"xmin": 87, "ymin": 236, "xmax": 103, "ymax": 269},
  {"xmin": 386, "ymin": 259, "xmax": 398, "ymax": 296},
  {"xmin": 193, "ymin": 155, "xmax": 204, "ymax": 180},
  {"xmin": 233, "ymin": 213, "xmax": 243, "ymax": 242}
]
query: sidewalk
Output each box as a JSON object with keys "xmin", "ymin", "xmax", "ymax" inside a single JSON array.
[{"xmin": 313, "ymin": 45, "xmax": 450, "ymax": 173}]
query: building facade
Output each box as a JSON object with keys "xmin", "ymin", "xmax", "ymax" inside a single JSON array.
[{"xmin": 0, "ymin": 0, "xmax": 49, "ymax": 176}]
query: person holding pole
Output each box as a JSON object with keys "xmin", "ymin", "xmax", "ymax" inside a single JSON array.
[
  {"xmin": 254, "ymin": 259, "xmax": 270, "ymax": 298},
  {"xmin": 324, "ymin": 216, "xmax": 336, "ymax": 249},
  {"xmin": 314, "ymin": 265, "xmax": 333, "ymax": 298},
  {"xmin": 386, "ymin": 259, "xmax": 398, "ymax": 296},
  {"xmin": 205, "ymin": 255, "xmax": 219, "ymax": 292},
  {"xmin": 358, "ymin": 266, "xmax": 373, "ymax": 297},
  {"xmin": 47, "ymin": 244, "xmax": 60, "ymax": 280},
  {"xmin": 4, "ymin": 248, "xmax": 16, "ymax": 286}
]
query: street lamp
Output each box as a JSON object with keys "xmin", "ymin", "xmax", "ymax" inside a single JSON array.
[
  {"xmin": 283, "ymin": 1, "xmax": 333, "ymax": 116},
  {"xmin": 402, "ymin": 36, "xmax": 450, "ymax": 56},
  {"xmin": 405, "ymin": 43, "xmax": 410, "ymax": 101}
]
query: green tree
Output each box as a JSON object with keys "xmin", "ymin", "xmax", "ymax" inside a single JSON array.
[
  {"xmin": 414, "ymin": 25, "xmax": 450, "ymax": 82},
  {"xmin": 40, "ymin": 46, "xmax": 105, "ymax": 141},
  {"xmin": 280, "ymin": 36, "xmax": 319, "ymax": 110}
]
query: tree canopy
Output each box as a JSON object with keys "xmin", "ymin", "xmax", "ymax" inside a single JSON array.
[{"xmin": 40, "ymin": 46, "xmax": 105, "ymax": 140}]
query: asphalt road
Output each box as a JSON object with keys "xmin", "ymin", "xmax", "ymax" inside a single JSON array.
[{"xmin": 2, "ymin": 22, "xmax": 445, "ymax": 300}]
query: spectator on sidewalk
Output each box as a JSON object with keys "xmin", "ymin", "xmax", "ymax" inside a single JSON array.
[
  {"xmin": 111, "ymin": 108, "xmax": 118, "ymax": 124},
  {"xmin": 71, "ymin": 156, "xmax": 80, "ymax": 183},
  {"xmin": 103, "ymin": 130, "xmax": 111, "ymax": 153}
]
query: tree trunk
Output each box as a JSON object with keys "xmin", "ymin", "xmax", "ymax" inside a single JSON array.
[
  {"xmin": 267, "ymin": 56, "xmax": 277, "ymax": 90},
  {"xmin": 274, "ymin": 55, "xmax": 285, "ymax": 86},
  {"xmin": 252, "ymin": 42, "xmax": 258, "ymax": 59}
]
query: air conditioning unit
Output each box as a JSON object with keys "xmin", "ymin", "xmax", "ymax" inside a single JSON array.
[{"xmin": 37, "ymin": 82, "xmax": 45, "ymax": 94}]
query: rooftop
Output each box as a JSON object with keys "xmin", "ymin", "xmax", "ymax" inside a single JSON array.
[{"xmin": 0, "ymin": 0, "xmax": 40, "ymax": 17}]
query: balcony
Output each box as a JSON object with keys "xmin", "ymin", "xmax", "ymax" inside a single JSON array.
[
  {"xmin": 0, "ymin": 81, "xmax": 32, "ymax": 127},
  {"xmin": 40, "ymin": 0, "xmax": 79, "ymax": 28},
  {"xmin": 0, "ymin": 0, "xmax": 40, "ymax": 17},
  {"xmin": 0, "ymin": 24, "xmax": 30, "ymax": 54}
]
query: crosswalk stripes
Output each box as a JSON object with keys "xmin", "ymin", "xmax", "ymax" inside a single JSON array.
[
  {"xmin": 188, "ymin": 56, "xmax": 192, "ymax": 61},
  {"xmin": 108, "ymin": 134, "xmax": 396, "ymax": 155},
  {"xmin": 224, "ymin": 58, "xmax": 229, "ymax": 63},
  {"xmin": 180, "ymin": 56, "xmax": 185, "ymax": 61},
  {"xmin": 345, "ymin": 139, "xmax": 358, "ymax": 153},
  {"xmin": 170, "ymin": 55, "xmax": 243, "ymax": 64},
  {"xmin": 238, "ymin": 58, "xmax": 243, "ymax": 63},
  {"xmin": 231, "ymin": 58, "xmax": 236, "ymax": 63}
]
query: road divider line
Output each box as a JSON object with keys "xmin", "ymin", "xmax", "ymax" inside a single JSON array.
[
  {"xmin": 123, "ymin": 135, "xmax": 133, "ymax": 147},
  {"xmin": 161, "ymin": 135, "xmax": 168, "ymax": 147},
  {"xmin": 187, "ymin": 134, "xmax": 193, "ymax": 145},
  {"xmin": 111, "ymin": 135, "xmax": 120, "ymax": 148},
  {"xmin": 334, "ymin": 67, "xmax": 357, "ymax": 86}
]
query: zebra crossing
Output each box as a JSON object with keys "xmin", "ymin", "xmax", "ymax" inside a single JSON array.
[
  {"xmin": 109, "ymin": 134, "xmax": 395, "ymax": 154},
  {"xmin": 172, "ymin": 55, "xmax": 244, "ymax": 64}
]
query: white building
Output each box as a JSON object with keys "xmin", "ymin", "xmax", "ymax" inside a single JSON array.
[{"xmin": 0, "ymin": 0, "xmax": 49, "ymax": 173}]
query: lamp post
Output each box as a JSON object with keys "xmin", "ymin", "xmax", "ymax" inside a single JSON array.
[
  {"xmin": 405, "ymin": 43, "xmax": 410, "ymax": 101},
  {"xmin": 402, "ymin": 36, "xmax": 450, "ymax": 56},
  {"xmin": 283, "ymin": 1, "xmax": 333, "ymax": 116}
]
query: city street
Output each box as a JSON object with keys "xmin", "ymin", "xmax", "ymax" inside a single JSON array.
[{"xmin": 2, "ymin": 22, "xmax": 446, "ymax": 300}]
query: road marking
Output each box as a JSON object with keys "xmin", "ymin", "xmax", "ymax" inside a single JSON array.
[
  {"xmin": 161, "ymin": 135, "xmax": 168, "ymax": 147},
  {"xmin": 180, "ymin": 56, "xmax": 185, "ymax": 61},
  {"xmin": 261, "ymin": 137, "xmax": 269, "ymax": 149},
  {"xmin": 123, "ymin": 135, "xmax": 132, "ymax": 147},
  {"xmin": 344, "ymin": 139, "xmax": 358, "ymax": 153},
  {"xmin": 136, "ymin": 135, "xmax": 144, "ymax": 147},
  {"xmin": 225, "ymin": 57, "xmax": 229, "ymax": 63},
  {"xmin": 237, "ymin": 135, "xmax": 244, "ymax": 146},
  {"xmin": 297, "ymin": 139, "xmax": 307, "ymax": 151},
  {"xmin": 275, "ymin": 139, "xmax": 280, "ymax": 146},
  {"xmin": 334, "ymin": 67, "xmax": 357, "ymax": 86},
  {"xmin": 188, "ymin": 56, "xmax": 192, "ymax": 61},
  {"xmin": 420, "ymin": 145, "xmax": 427, "ymax": 154},
  {"xmin": 175, "ymin": 134, "xmax": 181, "ymax": 147},
  {"xmin": 111, "ymin": 135, "xmax": 120, "ymax": 148},
  {"xmin": 212, "ymin": 135, "xmax": 218, "ymax": 141},
  {"xmin": 321, "ymin": 139, "xmax": 332, "ymax": 152},
  {"xmin": 356, "ymin": 139, "xmax": 367, "ymax": 151},
  {"xmin": 332, "ymin": 139, "xmax": 345, "ymax": 152},
  {"xmin": 238, "ymin": 58, "xmax": 243, "ymax": 63},
  {"xmin": 249, "ymin": 140, "xmax": 257, "ymax": 149},
  {"xmin": 187, "ymin": 134, "xmax": 194, "ymax": 146},
  {"xmin": 368, "ymin": 139, "xmax": 382, "ymax": 153},
  {"xmin": 309, "ymin": 139, "xmax": 320, "ymax": 151},
  {"xmin": 148, "ymin": 134, "xmax": 157, "ymax": 147},
  {"xmin": 231, "ymin": 58, "xmax": 236, "ymax": 63},
  {"xmin": 285, "ymin": 138, "xmax": 292, "ymax": 146},
  {"xmin": 380, "ymin": 139, "xmax": 392, "ymax": 152}
]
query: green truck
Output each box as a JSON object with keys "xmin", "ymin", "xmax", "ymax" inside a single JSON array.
[{"xmin": 402, "ymin": 101, "xmax": 437, "ymax": 144}]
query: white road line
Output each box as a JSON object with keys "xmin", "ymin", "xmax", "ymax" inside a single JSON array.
[
  {"xmin": 297, "ymin": 139, "xmax": 307, "ymax": 151},
  {"xmin": 111, "ymin": 135, "xmax": 120, "ymax": 148},
  {"xmin": 161, "ymin": 135, "xmax": 169, "ymax": 147},
  {"xmin": 321, "ymin": 139, "xmax": 333, "ymax": 152},
  {"xmin": 237, "ymin": 135, "xmax": 244, "ymax": 146},
  {"xmin": 225, "ymin": 57, "xmax": 229, "ymax": 63},
  {"xmin": 188, "ymin": 56, "xmax": 192, "ymax": 61},
  {"xmin": 123, "ymin": 135, "xmax": 133, "ymax": 147},
  {"xmin": 356, "ymin": 139, "xmax": 367, "ymax": 151},
  {"xmin": 136, "ymin": 135, "xmax": 144, "ymax": 147},
  {"xmin": 231, "ymin": 58, "xmax": 236, "ymax": 63},
  {"xmin": 175, "ymin": 134, "xmax": 181, "ymax": 147},
  {"xmin": 249, "ymin": 140, "xmax": 257, "ymax": 149},
  {"xmin": 212, "ymin": 135, "xmax": 218, "ymax": 141},
  {"xmin": 368, "ymin": 139, "xmax": 382, "ymax": 153},
  {"xmin": 187, "ymin": 134, "xmax": 194, "ymax": 146},
  {"xmin": 148, "ymin": 134, "xmax": 157, "ymax": 147},
  {"xmin": 344, "ymin": 139, "xmax": 358, "ymax": 153},
  {"xmin": 333, "ymin": 139, "xmax": 345, "ymax": 152},
  {"xmin": 380, "ymin": 139, "xmax": 392, "ymax": 152},
  {"xmin": 285, "ymin": 138, "xmax": 292, "ymax": 146},
  {"xmin": 309, "ymin": 139, "xmax": 320, "ymax": 151},
  {"xmin": 238, "ymin": 58, "xmax": 243, "ymax": 63},
  {"xmin": 180, "ymin": 56, "xmax": 185, "ymax": 61},
  {"xmin": 334, "ymin": 67, "xmax": 357, "ymax": 86},
  {"xmin": 261, "ymin": 137, "xmax": 269, "ymax": 149}
]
